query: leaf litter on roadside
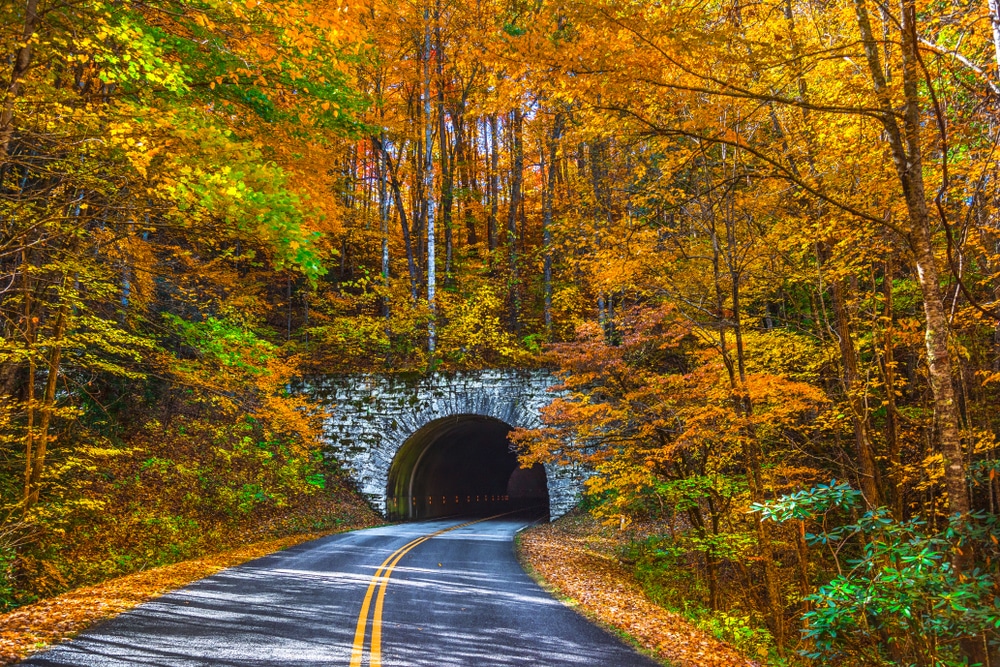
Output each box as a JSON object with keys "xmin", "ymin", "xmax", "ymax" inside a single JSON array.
[{"xmin": 518, "ymin": 514, "xmax": 761, "ymax": 667}]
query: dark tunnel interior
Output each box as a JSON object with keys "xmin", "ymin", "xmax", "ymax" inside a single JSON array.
[{"xmin": 385, "ymin": 415, "xmax": 550, "ymax": 521}]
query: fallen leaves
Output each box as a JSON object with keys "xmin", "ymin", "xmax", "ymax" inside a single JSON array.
[
  {"xmin": 517, "ymin": 512, "xmax": 759, "ymax": 667},
  {"xmin": 0, "ymin": 528, "xmax": 363, "ymax": 665}
]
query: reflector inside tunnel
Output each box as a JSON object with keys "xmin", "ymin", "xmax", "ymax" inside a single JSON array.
[{"xmin": 385, "ymin": 414, "xmax": 549, "ymax": 521}]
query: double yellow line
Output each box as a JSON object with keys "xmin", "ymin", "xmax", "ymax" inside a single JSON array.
[{"xmin": 348, "ymin": 513, "xmax": 511, "ymax": 667}]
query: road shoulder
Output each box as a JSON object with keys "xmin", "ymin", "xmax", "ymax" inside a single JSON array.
[
  {"xmin": 0, "ymin": 528, "xmax": 370, "ymax": 665},
  {"xmin": 515, "ymin": 512, "xmax": 758, "ymax": 667}
]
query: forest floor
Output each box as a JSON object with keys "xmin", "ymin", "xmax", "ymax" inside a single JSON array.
[
  {"xmin": 0, "ymin": 512, "xmax": 381, "ymax": 665},
  {"xmin": 516, "ymin": 511, "xmax": 759, "ymax": 667}
]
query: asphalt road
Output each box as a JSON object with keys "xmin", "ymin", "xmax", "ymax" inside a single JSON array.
[{"xmin": 21, "ymin": 516, "xmax": 660, "ymax": 666}]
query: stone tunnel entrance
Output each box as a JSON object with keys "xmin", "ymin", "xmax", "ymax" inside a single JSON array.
[{"xmin": 385, "ymin": 415, "xmax": 550, "ymax": 521}]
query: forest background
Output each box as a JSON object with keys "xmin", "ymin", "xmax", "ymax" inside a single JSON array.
[{"xmin": 2, "ymin": 0, "xmax": 1000, "ymax": 664}]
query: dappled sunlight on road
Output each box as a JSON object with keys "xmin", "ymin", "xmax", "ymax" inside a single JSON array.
[{"xmin": 21, "ymin": 520, "xmax": 657, "ymax": 667}]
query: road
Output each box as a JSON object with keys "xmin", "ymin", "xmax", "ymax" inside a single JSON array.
[{"xmin": 22, "ymin": 516, "xmax": 661, "ymax": 666}]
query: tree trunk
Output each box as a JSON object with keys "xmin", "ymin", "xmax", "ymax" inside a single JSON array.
[
  {"xmin": 831, "ymin": 272, "xmax": 884, "ymax": 507},
  {"xmin": 795, "ymin": 520, "xmax": 811, "ymax": 619},
  {"xmin": 898, "ymin": 0, "xmax": 969, "ymax": 520},
  {"xmin": 507, "ymin": 108, "xmax": 524, "ymax": 331},
  {"xmin": 435, "ymin": 14, "xmax": 454, "ymax": 284},
  {"xmin": 26, "ymin": 289, "xmax": 68, "ymax": 507},
  {"xmin": 455, "ymin": 114, "xmax": 478, "ymax": 247},
  {"xmin": 857, "ymin": 0, "xmax": 977, "ymax": 660},
  {"xmin": 378, "ymin": 133, "xmax": 390, "ymax": 317},
  {"xmin": 777, "ymin": 0, "xmax": 884, "ymax": 509},
  {"xmin": 717, "ymin": 179, "xmax": 786, "ymax": 649},
  {"xmin": 412, "ymin": 134, "xmax": 425, "ymax": 275},
  {"xmin": 882, "ymin": 257, "xmax": 904, "ymax": 518},
  {"xmin": 909, "ymin": 220, "xmax": 969, "ymax": 516},
  {"xmin": 542, "ymin": 114, "xmax": 562, "ymax": 334},
  {"xmin": 21, "ymin": 249, "xmax": 35, "ymax": 508},
  {"xmin": 0, "ymin": 0, "xmax": 40, "ymax": 159},
  {"xmin": 987, "ymin": 0, "xmax": 1000, "ymax": 78},
  {"xmin": 374, "ymin": 136, "xmax": 419, "ymax": 301},
  {"xmin": 423, "ymin": 2, "xmax": 437, "ymax": 355},
  {"xmin": 853, "ymin": 0, "xmax": 969, "ymax": 518},
  {"xmin": 488, "ymin": 114, "xmax": 499, "ymax": 255}
]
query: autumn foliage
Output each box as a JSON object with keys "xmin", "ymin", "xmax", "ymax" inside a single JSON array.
[
  {"xmin": 2, "ymin": 0, "xmax": 1000, "ymax": 663},
  {"xmin": 0, "ymin": 0, "xmax": 376, "ymax": 608}
]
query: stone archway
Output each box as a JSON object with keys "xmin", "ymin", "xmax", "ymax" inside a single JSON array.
[
  {"xmin": 384, "ymin": 414, "xmax": 550, "ymax": 520},
  {"xmin": 302, "ymin": 370, "xmax": 582, "ymax": 518}
]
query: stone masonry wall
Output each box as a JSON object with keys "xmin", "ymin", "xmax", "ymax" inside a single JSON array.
[{"xmin": 301, "ymin": 370, "xmax": 583, "ymax": 519}]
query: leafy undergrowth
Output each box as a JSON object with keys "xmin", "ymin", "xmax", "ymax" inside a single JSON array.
[
  {"xmin": 517, "ymin": 511, "xmax": 760, "ymax": 667},
  {"xmin": 0, "ymin": 519, "xmax": 376, "ymax": 666}
]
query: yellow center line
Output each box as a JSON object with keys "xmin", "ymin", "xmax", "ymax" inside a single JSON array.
[
  {"xmin": 369, "ymin": 535, "xmax": 431, "ymax": 667},
  {"xmin": 350, "ymin": 511, "xmax": 519, "ymax": 667},
  {"xmin": 349, "ymin": 533, "xmax": 428, "ymax": 667}
]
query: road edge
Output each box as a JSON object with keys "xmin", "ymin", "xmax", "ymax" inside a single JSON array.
[
  {"xmin": 512, "ymin": 525, "xmax": 674, "ymax": 667},
  {"xmin": 0, "ymin": 524, "xmax": 377, "ymax": 666},
  {"xmin": 515, "ymin": 515, "xmax": 764, "ymax": 667}
]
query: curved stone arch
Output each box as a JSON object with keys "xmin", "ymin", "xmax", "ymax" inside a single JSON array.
[
  {"xmin": 386, "ymin": 414, "xmax": 525, "ymax": 520},
  {"xmin": 304, "ymin": 370, "xmax": 582, "ymax": 518}
]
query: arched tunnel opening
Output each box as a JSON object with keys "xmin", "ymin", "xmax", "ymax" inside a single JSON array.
[{"xmin": 385, "ymin": 415, "xmax": 550, "ymax": 521}]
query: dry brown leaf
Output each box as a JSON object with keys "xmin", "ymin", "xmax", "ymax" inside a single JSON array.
[
  {"xmin": 0, "ymin": 531, "xmax": 350, "ymax": 665},
  {"xmin": 518, "ymin": 514, "xmax": 760, "ymax": 667}
]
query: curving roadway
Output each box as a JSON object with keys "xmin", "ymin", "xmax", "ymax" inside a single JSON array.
[{"xmin": 20, "ymin": 516, "xmax": 660, "ymax": 666}]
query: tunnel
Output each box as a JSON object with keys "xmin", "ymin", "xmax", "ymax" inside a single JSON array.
[{"xmin": 385, "ymin": 415, "xmax": 550, "ymax": 521}]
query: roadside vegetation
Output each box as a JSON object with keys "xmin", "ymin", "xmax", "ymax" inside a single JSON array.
[
  {"xmin": 2, "ymin": 0, "xmax": 1000, "ymax": 664},
  {"xmin": 517, "ymin": 510, "xmax": 759, "ymax": 667},
  {"xmin": 0, "ymin": 530, "xmax": 373, "ymax": 665}
]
